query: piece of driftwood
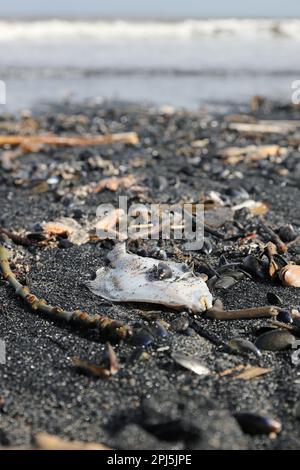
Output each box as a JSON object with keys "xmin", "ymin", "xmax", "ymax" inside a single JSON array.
[
  {"xmin": 219, "ymin": 144, "xmax": 288, "ymax": 164},
  {"xmin": 206, "ymin": 306, "xmax": 279, "ymax": 320},
  {"xmin": 0, "ymin": 132, "xmax": 139, "ymax": 148},
  {"xmin": 227, "ymin": 120, "xmax": 300, "ymax": 134}
]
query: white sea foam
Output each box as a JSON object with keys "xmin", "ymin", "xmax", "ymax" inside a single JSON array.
[{"xmin": 0, "ymin": 18, "xmax": 300, "ymax": 42}]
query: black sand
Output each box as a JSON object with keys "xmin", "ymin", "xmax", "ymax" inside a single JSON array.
[{"xmin": 0, "ymin": 101, "xmax": 300, "ymax": 450}]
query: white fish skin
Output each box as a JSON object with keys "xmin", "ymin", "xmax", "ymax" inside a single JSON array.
[{"xmin": 88, "ymin": 243, "xmax": 213, "ymax": 313}]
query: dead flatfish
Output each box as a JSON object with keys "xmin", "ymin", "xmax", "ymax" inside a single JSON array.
[{"xmin": 88, "ymin": 244, "xmax": 213, "ymax": 313}]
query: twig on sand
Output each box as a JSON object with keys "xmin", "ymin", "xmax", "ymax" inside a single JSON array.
[
  {"xmin": 0, "ymin": 237, "xmax": 133, "ymax": 341},
  {"xmin": 206, "ymin": 305, "xmax": 279, "ymax": 320},
  {"xmin": 0, "ymin": 132, "xmax": 139, "ymax": 158}
]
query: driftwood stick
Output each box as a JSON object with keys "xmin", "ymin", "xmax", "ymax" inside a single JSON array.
[
  {"xmin": 0, "ymin": 239, "xmax": 132, "ymax": 341},
  {"xmin": 206, "ymin": 306, "xmax": 279, "ymax": 320},
  {"xmin": 0, "ymin": 132, "xmax": 139, "ymax": 148}
]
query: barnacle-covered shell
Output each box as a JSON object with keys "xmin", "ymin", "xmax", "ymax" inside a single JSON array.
[{"xmin": 88, "ymin": 244, "xmax": 213, "ymax": 313}]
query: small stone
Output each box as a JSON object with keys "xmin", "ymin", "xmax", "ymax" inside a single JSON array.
[
  {"xmin": 58, "ymin": 239, "xmax": 74, "ymax": 249},
  {"xmin": 171, "ymin": 315, "xmax": 189, "ymax": 333},
  {"xmin": 255, "ymin": 329, "xmax": 295, "ymax": 351}
]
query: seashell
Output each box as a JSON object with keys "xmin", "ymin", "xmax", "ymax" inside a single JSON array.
[
  {"xmin": 279, "ymin": 265, "xmax": 300, "ymax": 287},
  {"xmin": 266, "ymin": 292, "xmax": 283, "ymax": 307},
  {"xmin": 213, "ymin": 275, "xmax": 237, "ymax": 290},
  {"xmin": 228, "ymin": 338, "xmax": 262, "ymax": 358},
  {"xmin": 131, "ymin": 328, "xmax": 154, "ymax": 347},
  {"xmin": 277, "ymin": 309, "xmax": 293, "ymax": 324},
  {"xmin": 88, "ymin": 244, "xmax": 213, "ymax": 313},
  {"xmin": 234, "ymin": 413, "xmax": 281, "ymax": 436},
  {"xmin": 255, "ymin": 329, "xmax": 295, "ymax": 351},
  {"xmin": 148, "ymin": 321, "xmax": 169, "ymax": 339},
  {"xmin": 242, "ymin": 255, "xmax": 265, "ymax": 280},
  {"xmin": 171, "ymin": 352, "xmax": 210, "ymax": 377}
]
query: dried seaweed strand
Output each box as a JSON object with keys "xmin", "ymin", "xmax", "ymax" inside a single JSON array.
[
  {"xmin": 0, "ymin": 240, "xmax": 132, "ymax": 341},
  {"xmin": 0, "ymin": 227, "xmax": 34, "ymax": 247}
]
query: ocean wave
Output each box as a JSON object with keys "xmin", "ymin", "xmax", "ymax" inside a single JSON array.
[
  {"xmin": 1, "ymin": 66, "xmax": 299, "ymax": 79},
  {"xmin": 0, "ymin": 18, "xmax": 300, "ymax": 41}
]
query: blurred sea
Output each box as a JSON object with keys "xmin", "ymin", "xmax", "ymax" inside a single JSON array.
[{"xmin": 0, "ymin": 18, "xmax": 300, "ymax": 110}]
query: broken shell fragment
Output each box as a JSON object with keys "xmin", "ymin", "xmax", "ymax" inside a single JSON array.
[
  {"xmin": 131, "ymin": 328, "xmax": 154, "ymax": 347},
  {"xmin": 279, "ymin": 265, "xmax": 300, "ymax": 287},
  {"xmin": 171, "ymin": 352, "xmax": 210, "ymax": 377},
  {"xmin": 88, "ymin": 244, "xmax": 213, "ymax": 313}
]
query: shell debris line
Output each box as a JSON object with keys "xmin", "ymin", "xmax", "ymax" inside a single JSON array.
[{"xmin": 88, "ymin": 243, "xmax": 213, "ymax": 313}]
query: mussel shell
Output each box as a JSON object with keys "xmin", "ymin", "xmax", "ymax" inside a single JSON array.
[
  {"xmin": 228, "ymin": 338, "xmax": 262, "ymax": 358},
  {"xmin": 255, "ymin": 329, "xmax": 295, "ymax": 351},
  {"xmin": 201, "ymin": 238, "xmax": 213, "ymax": 255},
  {"xmin": 234, "ymin": 413, "xmax": 281, "ymax": 435},
  {"xmin": 148, "ymin": 321, "xmax": 169, "ymax": 339},
  {"xmin": 131, "ymin": 329, "xmax": 155, "ymax": 347},
  {"xmin": 242, "ymin": 255, "xmax": 265, "ymax": 279},
  {"xmin": 277, "ymin": 309, "xmax": 293, "ymax": 324},
  {"xmin": 266, "ymin": 292, "xmax": 283, "ymax": 307}
]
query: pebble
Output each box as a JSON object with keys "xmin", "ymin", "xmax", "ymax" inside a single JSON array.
[
  {"xmin": 171, "ymin": 315, "xmax": 189, "ymax": 333},
  {"xmin": 156, "ymin": 263, "xmax": 172, "ymax": 280},
  {"xmin": 58, "ymin": 239, "xmax": 74, "ymax": 249},
  {"xmin": 278, "ymin": 224, "xmax": 297, "ymax": 243},
  {"xmin": 234, "ymin": 413, "xmax": 281, "ymax": 436},
  {"xmin": 255, "ymin": 329, "xmax": 295, "ymax": 351}
]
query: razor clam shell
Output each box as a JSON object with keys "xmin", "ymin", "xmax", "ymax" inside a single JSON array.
[{"xmin": 88, "ymin": 244, "xmax": 213, "ymax": 313}]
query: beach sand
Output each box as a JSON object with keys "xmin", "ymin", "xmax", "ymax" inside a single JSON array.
[{"xmin": 0, "ymin": 100, "xmax": 300, "ymax": 450}]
